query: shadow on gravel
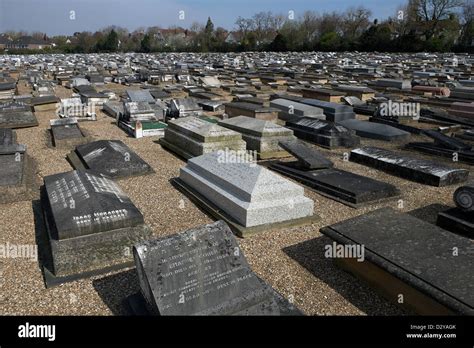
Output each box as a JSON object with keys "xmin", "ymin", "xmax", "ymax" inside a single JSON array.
[
  {"xmin": 93, "ymin": 268, "xmax": 139, "ymax": 315},
  {"xmin": 283, "ymin": 235, "xmax": 410, "ymax": 316}
]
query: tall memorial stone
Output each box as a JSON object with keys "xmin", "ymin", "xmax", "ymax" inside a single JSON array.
[
  {"xmin": 174, "ymin": 152, "xmax": 315, "ymax": 236},
  {"xmin": 67, "ymin": 140, "xmax": 154, "ymax": 179},
  {"xmin": 130, "ymin": 221, "xmax": 302, "ymax": 315},
  {"xmin": 40, "ymin": 170, "xmax": 152, "ymax": 286},
  {"xmin": 160, "ymin": 116, "xmax": 246, "ymax": 159},
  {"xmin": 350, "ymin": 146, "xmax": 469, "ymax": 187},
  {"xmin": 218, "ymin": 116, "xmax": 296, "ymax": 159}
]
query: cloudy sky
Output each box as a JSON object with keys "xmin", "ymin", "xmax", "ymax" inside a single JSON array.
[{"xmin": 0, "ymin": 0, "xmax": 406, "ymax": 35}]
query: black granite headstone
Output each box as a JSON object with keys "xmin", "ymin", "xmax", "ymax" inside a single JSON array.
[
  {"xmin": 338, "ymin": 119, "xmax": 411, "ymax": 142},
  {"xmin": 278, "ymin": 139, "xmax": 334, "ymax": 169},
  {"xmin": 40, "ymin": 170, "xmax": 152, "ymax": 286},
  {"xmin": 70, "ymin": 140, "xmax": 154, "ymax": 179},
  {"xmin": 350, "ymin": 146, "xmax": 469, "ymax": 187},
  {"xmin": 133, "ymin": 220, "xmax": 302, "ymax": 315}
]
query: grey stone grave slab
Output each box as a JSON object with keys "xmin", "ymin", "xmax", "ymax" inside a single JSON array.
[
  {"xmin": 278, "ymin": 139, "xmax": 334, "ymax": 169},
  {"xmin": 0, "ymin": 137, "xmax": 39, "ymax": 204},
  {"xmin": 218, "ymin": 116, "xmax": 295, "ymax": 159},
  {"xmin": 0, "ymin": 111, "xmax": 38, "ymax": 129},
  {"xmin": 350, "ymin": 146, "xmax": 469, "ymax": 186},
  {"xmin": 130, "ymin": 220, "xmax": 302, "ymax": 315},
  {"xmin": 68, "ymin": 140, "xmax": 154, "ymax": 179},
  {"xmin": 160, "ymin": 116, "xmax": 246, "ymax": 159},
  {"xmin": 225, "ymin": 102, "xmax": 279, "ymax": 121},
  {"xmin": 285, "ymin": 117, "xmax": 360, "ymax": 149},
  {"xmin": 320, "ymin": 207, "xmax": 473, "ymax": 315},
  {"xmin": 40, "ymin": 170, "xmax": 152, "ymax": 287},
  {"xmin": 338, "ymin": 119, "xmax": 411, "ymax": 142},
  {"xmin": 269, "ymin": 98, "xmax": 325, "ymax": 122},
  {"xmin": 50, "ymin": 118, "xmax": 91, "ymax": 148},
  {"xmin": 126, "ymin": 90, "xmax": 155, "ymax": 103},
  {"xmin": 291, "ymin": 98, "xmax": 356, "ymax": 122},
  {"xmin": 175, "ymin": 152, "xmax": 315, "ymax": 236}
]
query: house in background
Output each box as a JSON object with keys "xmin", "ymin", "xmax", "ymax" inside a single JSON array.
[{"xmin": 1, "ymin": 36, "xmax": 52, "ymax": 50}]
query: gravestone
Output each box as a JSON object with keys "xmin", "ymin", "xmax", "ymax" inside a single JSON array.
[
  {"xmin": 50, "ymin": 118, "xmax": 91, "ymax": 148},
  {"xmin": 278, "ymin": 139, "xmax": 334, "ymax": 169},
  {"xmin": 338, "ymin": 119, "xmax": 411, "ymax": 142},
  {"xmin": 269, "ymin": 98, "xmax": 325, "ymax": 122},
  {"xmin": 126, "ymin": 89, "xmax": 155, "ymax": 103},
  {"xmin": 0, "ymin": 129, "xmax": 39, "ymax": 204},
  {"xmin": 160, "ymin": 116, "xmax": 246, "ymax": 159},
  {"xmin": 40, "ymin": 170, "xmax": 152, "ymax": 286},
  {"xmin": 131, "ymin": 220, "xmax": 302, "ymax": 315},
  {"xmin": 320, "ymin": 207, "xmax": 473, "ymax": 315},
  {"xmin": 270, "ymin": 141, "xmax": 399, "ymax": 207},
  {"xmin": 67, "ymin": 140, "xmax": 154, "ymax": 179},
  {"xmin": 170, "ymin": 98, "xmax": 203, "ymax": 118},
  {"xmin": 287, "ymin": 98, "xmax": 356, "ymax": 122},
  {"xmin": 285, "ymin": 117, "xmax": 360, "ymax": 149},
  {"xmin": 437, "ymin": 183, "xmax": 474, "ymax": 238},
  {"xmin": 218, "ymin": 116, "xmax": 296, "ymax": 159},
  {"xmin": 176, "ymin": 152, "xmax": 315, "ymax": 236},
  {"xmin": 225, "ymin": 102, "xmax": 279, "ymax": 121},
  {"xmin": 350, "ymin": 146, "xmax": 469, "ymax": 186},
  {"xmin": 0, "ymin": 111, "xmax": 38, "ymax": 129}
]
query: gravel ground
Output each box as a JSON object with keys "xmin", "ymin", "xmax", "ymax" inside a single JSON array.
[{"xmin": 0, "ymin": 82, "xmax": 471, "ymax": 316}]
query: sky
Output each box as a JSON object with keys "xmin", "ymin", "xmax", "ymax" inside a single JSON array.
[{"xmin": 0, "ymin": 0, "xmax": 406, "ymax": 36}]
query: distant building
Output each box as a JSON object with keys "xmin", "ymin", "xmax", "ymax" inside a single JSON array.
[{"xmin": 1, "ymin": 36, "xmax": 52, "ymax": 50}]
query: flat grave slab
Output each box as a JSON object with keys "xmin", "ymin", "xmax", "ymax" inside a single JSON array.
[
  {"xmin": 278, "ymin": 139, "xmax": 334, "ymax": 169},
  {"xmin": 225, "ymin": 102, "xmax": 279, "ymax": 121},
  {"xmin": 50, "ymin": 118, "xmax": 92, "ymax": 148},
  {"xmin": 129, "ymin": 220, "xmax": 302, "ymax": 315},
  {"xmin": 338, "ymin": 119, "xmax": 411, "ymax": 142},
  {"xmin": 0, "ymin": 136, "xmax": 39, "ymax": 204},
  {"xmin": 320, "ymin": 207, "xmax": 474, "ymax": 315},
  {"xmin": 350, "ymin": 146, "xmax": 469, "ymax": 187},
  {"xmin": 40, "ymin": 170, "xmax": 152, "ymax": 287},
  {"xmin": 0, "ymin": 111, "xmax": 38, "ymax": 129},
  {"xmin": 174, "ymin": 152, "xmax": 316, "ymax": 237},
  {"xmin": 67, "ymin": 140, "xmax": 154, "ymax": 179}
]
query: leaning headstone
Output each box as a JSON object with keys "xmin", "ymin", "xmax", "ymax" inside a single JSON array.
[
  {"xmin": 437, "ymin": 182, "xmax": 474, "ymax": 239},
  {"xmin": 174, "ymin": 152, "xmax": 315, "ymax": 236},
  {"xmin": 67, "ymin": 140, "xmax": 154, "ymax": 179},
  {"xmin": 50, "ymin": 118, "xmax": 92, "ymax": 148},
  {"xmin": 285, "ymin": 117, "xmax": 360, "ymax": 149},
  {"xmin": 218, "ymin": 116, "xmax": 295, "ymax": 159},
  {"xmin": 320, "ymin": 207, "xmax": 473, "ymax": 315},
  {"xmin": 160, "ymin": 116, "xmax": 246, "ymax": 159},
  {"xmin": 130, "ymin": 220, "xmax": 302, "ymax": 315},
  {"xmin": 40, "ymin": 170, "xmax": 152, "ymax": 287},
  {"xmin": 338, "ymin": 119, "xmax": 411, "ymax": 142},
  {"xmin": 350, "ymin": 146, "xmax": 469, "ymax": 186}
]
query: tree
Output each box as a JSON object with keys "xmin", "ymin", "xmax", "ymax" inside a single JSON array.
[
  {"xmin": 140, "ymin": 33, "xmax": 152, "ymax": 52},
  {"xmin": 416, "ymin": 0, "xmax": 464, "ymax": 39},
  {"xmin": 269, "ymin": 32, "xmax": 288, "ymax": 51}
]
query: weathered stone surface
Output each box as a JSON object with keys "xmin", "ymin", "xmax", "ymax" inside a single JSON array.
[
  {"xmin": 133, "ymin": 220, "xmax": 302, "ymax": 315},
  {"xmin": 0, "ymin": 111, "xmax": 38, "ymax": 129},
  {"xmin": 286, "ymin": 117, "xmax": 360, "ymax": 149},
  {"xmin": 321, "ymin": 207, "xmax": 474, "ymax": 315},
  {"xmin": 162, "ymin": 116, "xmax": 246, "ymax": 158},
  {"xmin": 41, "ymin": 170, "xmax": 152, "ymax": 280},
  {"xmin": 269, "ymin": 98, "xmax": 325, "ymax": 121},
  {"xmin": 73, "ymin": 140, "xmax": 153, "ymax": 178},
  {"xmin": 350, "ymin": 146, "xmax": 469, "ymax": 186},
  {"xmin": 278, "ymin": 139, "xmax": 334, "ymax": 169},
  {"xmin": 225, "ymin": 102, "xmax": 279, "ymax": 121},
  {"xmin": 179, "ymin": 152, "xmax": 314, "ymax": 227},
  {"xmin": 338, "ymin": 119, "xmax": 411, "ymax": 142},
  {"xmin": 0, "ymin": 128, "xmax": 16, "ymax": 146},
  {"xmin": 218, "ymin": 116, "xmax": 295, "ymax": 158}
]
